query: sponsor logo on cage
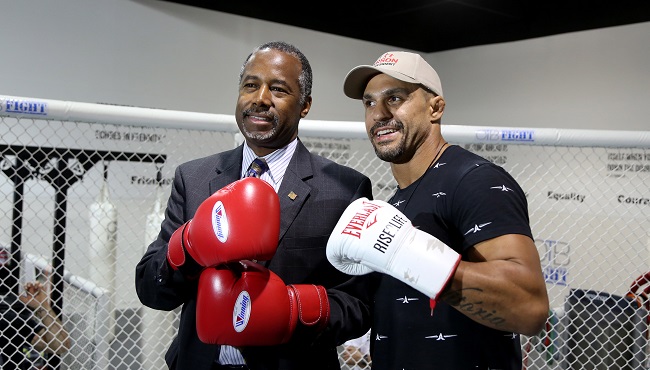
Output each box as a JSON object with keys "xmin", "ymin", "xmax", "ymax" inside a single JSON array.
[
  {"xmin": 607, "ymin": 163, "xmax": 650, "ymax": 173},
  {"xmin": 618, "ymin": 195, "xmax": 650, "ymax": 205},
  {"xmin": 212, "ymin": 201, "xmax": 228, "ymax": 243},
  {"xmin": 547, "ymin": 191, "xmax": 585, "ymax": 203},
  {"xmin": 475, "ymin": 129, "xmax": 534, "ymax": 142},
  {"xmin": 537, "ymin": 239, "xmax": 570, "ymax": 285},
  {"xmin": 94, "ymin": 130, "xmax": 165, "ymax": 143},
  {"xmin": 130, "ymin": 175, "xmax": 173, "ymax": 186},
  {"xmin": 233, "ymin": 291, "xmax": 251, "ymax": 332},
  {"xmin": 608, "ymin": 152, "xmax": 650, "ymax": 161},
  {"xmin": 543, "ymin": 266, "xmax": 568, "ymax": 285},
  {"xmin": 2, "ymin": 98, "xmax": 48, "ymax": 115}
]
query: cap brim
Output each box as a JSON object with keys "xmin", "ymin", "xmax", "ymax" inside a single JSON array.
[{"xmin": 343, "ymin": 65, "xmax": 419, "ymax": 99}]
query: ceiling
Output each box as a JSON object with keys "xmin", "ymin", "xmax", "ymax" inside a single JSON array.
[{"xmin": 162, "ymin": 0, "xmax": 650, "ymax": 53}]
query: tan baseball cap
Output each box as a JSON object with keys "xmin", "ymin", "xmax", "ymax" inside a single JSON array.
[{"xmin": 343, "ymin": 51, "xmax": 443, "ymax": 99}]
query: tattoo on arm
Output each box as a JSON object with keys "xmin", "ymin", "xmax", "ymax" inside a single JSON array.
[{"xmin": 442, "ymin": 287, "xmax": 506, "ymax": 327}]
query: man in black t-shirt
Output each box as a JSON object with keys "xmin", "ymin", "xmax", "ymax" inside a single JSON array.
[{"xmin": 327, "ymin": 51, "xmax": 550, "ymax": 369}]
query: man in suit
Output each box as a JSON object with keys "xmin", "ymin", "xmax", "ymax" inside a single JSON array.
[{"xmin": 135, "ymin": 41, "xmax": 374, "ymax": 370}]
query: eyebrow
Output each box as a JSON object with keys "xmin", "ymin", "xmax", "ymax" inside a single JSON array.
[
  {"xmin": 362, "ymin": 86, "xmax": 413, "ymax": 101},
  {"xmin": 242, "ymin": 75, "xmax": 293, "ymax": 91}
]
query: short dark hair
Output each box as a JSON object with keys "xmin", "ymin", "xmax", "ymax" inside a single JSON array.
[{"xmin": 239, "ymin": 41, "xmax": 312, "ymax": 105}]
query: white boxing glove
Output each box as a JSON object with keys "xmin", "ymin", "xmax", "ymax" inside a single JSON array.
[{"xmin": 326, "ymin": 198, "xmax": 461, "ymax": 301}]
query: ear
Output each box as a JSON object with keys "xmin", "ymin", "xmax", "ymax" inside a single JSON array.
[
  {"xmin": 300, "ymin": 96, "xmax": 312, "ymax": 118},
  {"xmin": 430, "ymin": 96, "xmax": 445, "ymax": 121}
]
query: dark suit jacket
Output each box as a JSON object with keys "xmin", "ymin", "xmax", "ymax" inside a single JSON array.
[{"xmin": 135, "ymin": 139, "xmax": 374, "ymax": 370}]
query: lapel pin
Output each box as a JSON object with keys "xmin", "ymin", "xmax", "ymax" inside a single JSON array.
[{"xmin": 288, "ymin": 191, "xmax": 298, "ymax": 200}]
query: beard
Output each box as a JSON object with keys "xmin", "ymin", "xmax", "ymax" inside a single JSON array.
[
  {"xmin": 242, "ymin": 126, "xmax": 276, "ymax": 141},
  {"xmin": 371, "ymin": 121, "xmax": 406, "ymax": 162},
  {"xmin": 374, "ymin": 140, "xmax": 405, "ymax": 162},
  {"xmin": 240, "ymin": 109, "xmax": 279, "ymax": 141}
]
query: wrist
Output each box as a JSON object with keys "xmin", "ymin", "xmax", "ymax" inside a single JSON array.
[{"xmin": 35, "ymin": 307, "xmax": 49, "ymax": 319}]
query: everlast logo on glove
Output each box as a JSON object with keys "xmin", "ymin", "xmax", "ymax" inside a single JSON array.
[{"xmin": 340, "ymin": 200, "xmax": 382, "ymax": 238}]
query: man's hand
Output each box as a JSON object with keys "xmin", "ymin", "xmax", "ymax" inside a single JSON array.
[
  {"xmin": 19, "ymin": 281, "xmax": 51, "ymax": 311},
  {"xmin": 326, "ymin": 198, "xmax": 461, "ymax": 304}
]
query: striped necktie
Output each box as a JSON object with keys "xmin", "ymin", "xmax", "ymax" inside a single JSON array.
[
  {"xmin": 245, "ymin": 157, "xmax": 269, "ymax": 178},
  {"xmin": 219, "ymin": 158, "xmax": 268, "ymax": 366}
]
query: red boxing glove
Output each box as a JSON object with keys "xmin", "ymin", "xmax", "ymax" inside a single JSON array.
[
  {"xmin": 196, "ymin": 261, "xmax": 330, "ymax": 346},
  {"xmin": 167, "ymin": 177, "xmax": 280, "ymax": 277}
]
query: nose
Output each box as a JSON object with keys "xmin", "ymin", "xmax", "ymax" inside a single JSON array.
[
  {"xmin": 253, "ymin": 84, "xmax": 272, "ymax": 107},
  {"xmin": 369, "ymin": 101, "xmax": 391, "ymax": 124}
]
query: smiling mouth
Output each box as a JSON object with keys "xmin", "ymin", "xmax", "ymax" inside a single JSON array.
[
  {"xmin": 244, "ymin": 107, "xmax": 274, "ymax": 121},
  {"xmin": 247, "ymin": 113, "xmax": 271, "ymax": 122},
  {"xmin": 375, "ymin": 128, "xmax": 398, "ymax": 137}
]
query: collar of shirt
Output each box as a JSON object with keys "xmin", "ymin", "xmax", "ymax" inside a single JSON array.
[{"xmin": 241, "ymin": 139, "xmax": 297, "ymax": 192}]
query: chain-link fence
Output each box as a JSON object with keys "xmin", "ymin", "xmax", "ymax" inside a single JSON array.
[{"xmin": 1, "ymin": 95, "xmax": 649, "ymax": 369}]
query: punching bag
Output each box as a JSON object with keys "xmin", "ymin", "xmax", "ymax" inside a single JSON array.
[
  {"xmin": 140, "ymin": 183, "xmax": 176, "ymax": 370},
  {"xmin": 88, "ymin": 164, "xmax": 117, "ymax": 344}
]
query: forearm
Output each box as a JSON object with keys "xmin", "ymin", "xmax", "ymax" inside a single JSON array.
[
  {"xmin": 136, "ymin": 186, "xmax": 194, "ymax": 311},
  {"xmin": 33, "ymin": 307, "xmax": 71, "ymax": 354},
  {"xmin": 346, "ymin": 348, "xmax": 370, "ymax": 366},
  {"xmin": 136, "ymin": 240, "xmax": 194, "ymax": 310},
  {"xmin": 441, "ymin": 259, "xmax": 549, "ymax": 335},
  {"xmin": 321, "ymin": 274, "xmax": 376, "ymax": 346}
]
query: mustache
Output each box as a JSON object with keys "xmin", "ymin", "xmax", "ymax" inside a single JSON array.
[
  {"xmin": 242, "ymin": 108, "xmax": 276, "ymax": 121},
  {"xmin": 370, "ymin": 120, "xmax": 404, "ymax": 134}
]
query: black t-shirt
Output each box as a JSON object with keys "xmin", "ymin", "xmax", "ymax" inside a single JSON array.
[
  {"xmin": 0, "ymin": 293, "xmax": 44, "ymax": 369},
  {"xmin": 370, "ymin": 145, "xmax": 532, "ymax": 370}
]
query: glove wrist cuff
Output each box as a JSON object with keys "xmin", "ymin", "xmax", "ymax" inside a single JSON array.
[
  {"xmin": 167, "ymin": 222, "xmax": 203, "ymax": 279},
  {"xmin": 288, "ymin": 284, "xmax": 330, "ymax": 333}
]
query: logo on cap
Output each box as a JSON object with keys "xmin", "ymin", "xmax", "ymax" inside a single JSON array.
[{"xmin": 374, "ymin": 53, "xmax": 399, "ymax": 67}]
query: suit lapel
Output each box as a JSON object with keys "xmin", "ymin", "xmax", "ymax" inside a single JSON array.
[
  {"xmin": 209, "ymin": 146, "xmax": 243, "ymax": 194},
  {"xmin": 277, "ymin": 141, "xmax": 313, "ymax": 240},
  {"xmin": 208, "ymin": 142, "xmax": 313, "ymax": 242}
]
